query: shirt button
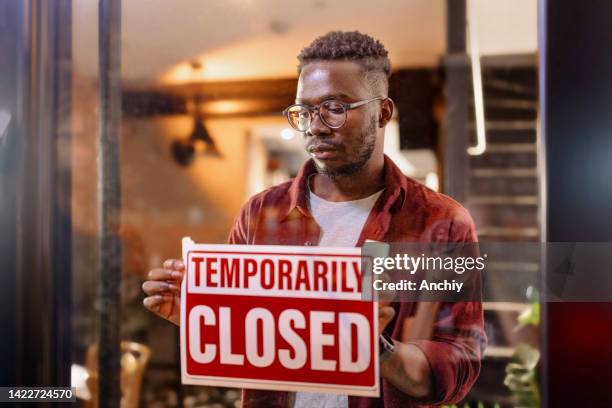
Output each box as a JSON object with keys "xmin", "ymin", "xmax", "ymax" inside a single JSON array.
[{"xmin": 304, "ymin": 241, "xmax": 312, "ymax": 246}]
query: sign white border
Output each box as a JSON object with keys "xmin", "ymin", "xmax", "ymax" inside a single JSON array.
[{"xmin": 180, "ymin": 238, "xmax": 380, "ymax": 396}]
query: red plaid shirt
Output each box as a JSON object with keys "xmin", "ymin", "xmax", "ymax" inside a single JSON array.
[{"xmin": 228, "ymin": 156, "xmax": 485, "ymax": 408}]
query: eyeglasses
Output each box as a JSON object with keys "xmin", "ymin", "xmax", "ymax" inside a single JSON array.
[{"xmin": 283, "ymin": 96, "xmax": 386, "ymax": 132}]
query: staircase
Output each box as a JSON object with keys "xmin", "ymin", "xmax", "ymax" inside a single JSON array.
[
  {"xmin": 464, "ymin": 64, "xmax": 541, "ymax": 407},
  {"xmin": 467, "ymin": 66, "xmax": 539, "ymax": 243}
]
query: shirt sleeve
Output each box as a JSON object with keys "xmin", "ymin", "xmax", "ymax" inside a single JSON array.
[
  {"xmin": 404, "ymin": 208, "xmax": 486, "ymax": 405},
  {"xmin": 410, "ymin": 301, "xmax": 485, "ymax": 405}
]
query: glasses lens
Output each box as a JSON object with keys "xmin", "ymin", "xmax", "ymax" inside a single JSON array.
[
  {"xmin": 287, "ymin": 105, "xmax": 310, "ymax": 131},
  {"xmin": 320, "ymin": 100, "xmax": 347, "ymax": 128}
]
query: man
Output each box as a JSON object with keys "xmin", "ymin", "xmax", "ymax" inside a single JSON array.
[{"xmin": 143, "ymin": 31, "xmax": 485, "ymax": 407}]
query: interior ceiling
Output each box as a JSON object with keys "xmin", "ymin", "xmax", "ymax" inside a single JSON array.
[{"xmin": 73, "ymin": 0, "xmax": 447, "ymax": 85}]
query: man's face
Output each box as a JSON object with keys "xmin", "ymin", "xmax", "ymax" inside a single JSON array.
[{"xmin": 296, "ymin": 61, "xmax": 383, "ymax": 177}]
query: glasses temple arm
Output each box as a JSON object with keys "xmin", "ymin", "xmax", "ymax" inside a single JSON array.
[{"xmin": 346, "ymin": 96, "xmax": 386, "ymax": 109}]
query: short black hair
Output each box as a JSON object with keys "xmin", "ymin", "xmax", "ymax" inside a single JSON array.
[{"xmin": 297, "ymin": 31, "xmax": 391, "ymax": 95}]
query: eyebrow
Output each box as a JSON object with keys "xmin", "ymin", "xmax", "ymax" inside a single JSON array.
[{"xmin": 295, "ymin": 93, "xmax": 353, "ymax": 104}]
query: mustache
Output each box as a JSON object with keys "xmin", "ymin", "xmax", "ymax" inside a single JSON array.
[{"xmin": 306, "ymin": 141, "xmax": 345, "ymax": 153}]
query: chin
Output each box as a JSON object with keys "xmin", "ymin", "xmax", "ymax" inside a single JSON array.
[{"xmin": 314, "ymin": 160, "xmax": 364, "ymax": 178}]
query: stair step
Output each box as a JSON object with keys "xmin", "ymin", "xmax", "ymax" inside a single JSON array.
[
  {"xmin": 484, "ymin": 78, "xmax": 537, "ymax": 94},
  {"xmin": 470, "ymin": 177, "xmax": 538, "ymax": 195},
  {"xmin": 469, "ymin": 203, "xmax": 538, "ymax": 227},
  {"xmin": 470, "ymin": 120, "xmax": 537, "ymax": 131},
  {"xmin": 481, "ymin": 87, "xmax": 537, "ymax": 102},
  {"xmin": 483, "ymin": 65, "xmax": 538, "ymax": 83},
  {"xmin": 485, "ymin": 143, "xmax": 537, "ymax": 153},
  {"xmin": 479, "ymin": 99, "xmax": 538, "ymax": 110},
  {"xmin": 471, "ymin": 176, "xmax": 538, "ymax": 195},
  {"xmin": 469, "ymin": 195, "xmax": 538, "ymax": 205},
  {"xmin": 469, "ymin": 101, "xmax": 538, "ymax": 121},
  {"xmin": 472, "ymin": 168, "xmax": 537, "ymax": 177},
  {"xmin": 478, "ymin": 226, "xmax": 539, "ymax": 237},
  {"xmin": 470, "ymin": 106, "xmax": 538, "ymax": 120},
  {"xmin": 485, "ymin": 129, "xmax": 536, "ymax": 144},
  {"xmin": 470, "ymin": 151, "xmax": 536, "ymax": 168}
]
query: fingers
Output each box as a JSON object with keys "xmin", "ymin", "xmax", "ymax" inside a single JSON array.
[
  {"xmin": 378, "ymin": 305, "xmax": 396, "ymax": 335},
  {"xmin": 143, "ymin": 260, "xmax": 183, "ymax": 325},
  {"xmin": 147, "ymin": 267, "xmax": 184, "ymax": 282},
  {"xmin": 142, "ymin": 260, "xmax": 184, "ymax": 318},
  {"xmin": 142, "ymin": 293, "xmax": 174, "ymax": 311},
  {"xmin": 379, "ymin": 305, "xmax": 395, "ymax": 320},
  {"xmin": 143, "ymin": 295, "xmax": 163, "ymax": 309},
  {"xmin": 163, "ymin": 259, "xmax": 184, "ymax": 271},
  {"xmin": 142, "ymin": 280, "xmax": 180, "ymax": 296}
]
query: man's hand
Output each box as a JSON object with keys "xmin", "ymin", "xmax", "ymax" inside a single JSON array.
[
  {"xmin": 379, "ymin": 301, "xmax": 396, "ymax": 336},
  {"xmin": 142, "ymin": 259, "xmax": 184, "ymax": 326},
  {"xmin": 378, "ymin": 301, "xmax": 433, "ymax": 399}
]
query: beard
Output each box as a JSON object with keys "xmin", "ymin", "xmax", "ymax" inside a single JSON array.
[{"xmin": 314, "ymin": 116, "xmax": 378, "ymax": 179}]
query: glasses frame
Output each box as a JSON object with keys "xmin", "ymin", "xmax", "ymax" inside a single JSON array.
[{"xmin": 283, "ymin": 96, "xmax": 387, "ymax": 132}]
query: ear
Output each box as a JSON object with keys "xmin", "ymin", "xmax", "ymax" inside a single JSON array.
[{"xmin": 379, "ymin": 98, "xmax": 394, "ymax": 128}]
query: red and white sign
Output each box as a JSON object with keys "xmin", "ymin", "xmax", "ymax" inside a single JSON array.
[{"xmin": 180, "ymin": 238, "xmax": 379, "ymax": 396}]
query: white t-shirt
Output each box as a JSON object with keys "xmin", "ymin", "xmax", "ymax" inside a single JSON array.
[
  {"xmin": 308, "ymin": 188, "xmax": 384, "ymax": 247},
  {"xmin": 293, "ymin": 187, "xmax": 384, "ymax": 408}
]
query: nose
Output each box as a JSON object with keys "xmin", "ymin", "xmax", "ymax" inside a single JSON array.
[{"xmin": 306, "ymin": 109, "xmax": 332, "ymax": 138}]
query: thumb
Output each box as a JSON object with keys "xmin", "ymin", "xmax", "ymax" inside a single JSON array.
[{"xmin": 378, "ymin": 306, "xmax": 395, "ymax": 335}]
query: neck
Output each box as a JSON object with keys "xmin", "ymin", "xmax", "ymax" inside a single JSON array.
[{"xmin": 310, "ymin": 156, "xmax": 385, "ymax": 202}]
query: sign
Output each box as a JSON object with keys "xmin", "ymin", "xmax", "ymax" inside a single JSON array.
[{"xmin": 180, "ymin": 238, "xmax": 379, "ymax": 396}]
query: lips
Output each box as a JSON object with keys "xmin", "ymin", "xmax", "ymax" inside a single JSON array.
[
  {"xmin": 309, "ymin": 144, "xmax": 336, "ymax": 152},
  {"xmin": 308, "ymin": 144, "xmax": 339, "ymax": 160}
]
